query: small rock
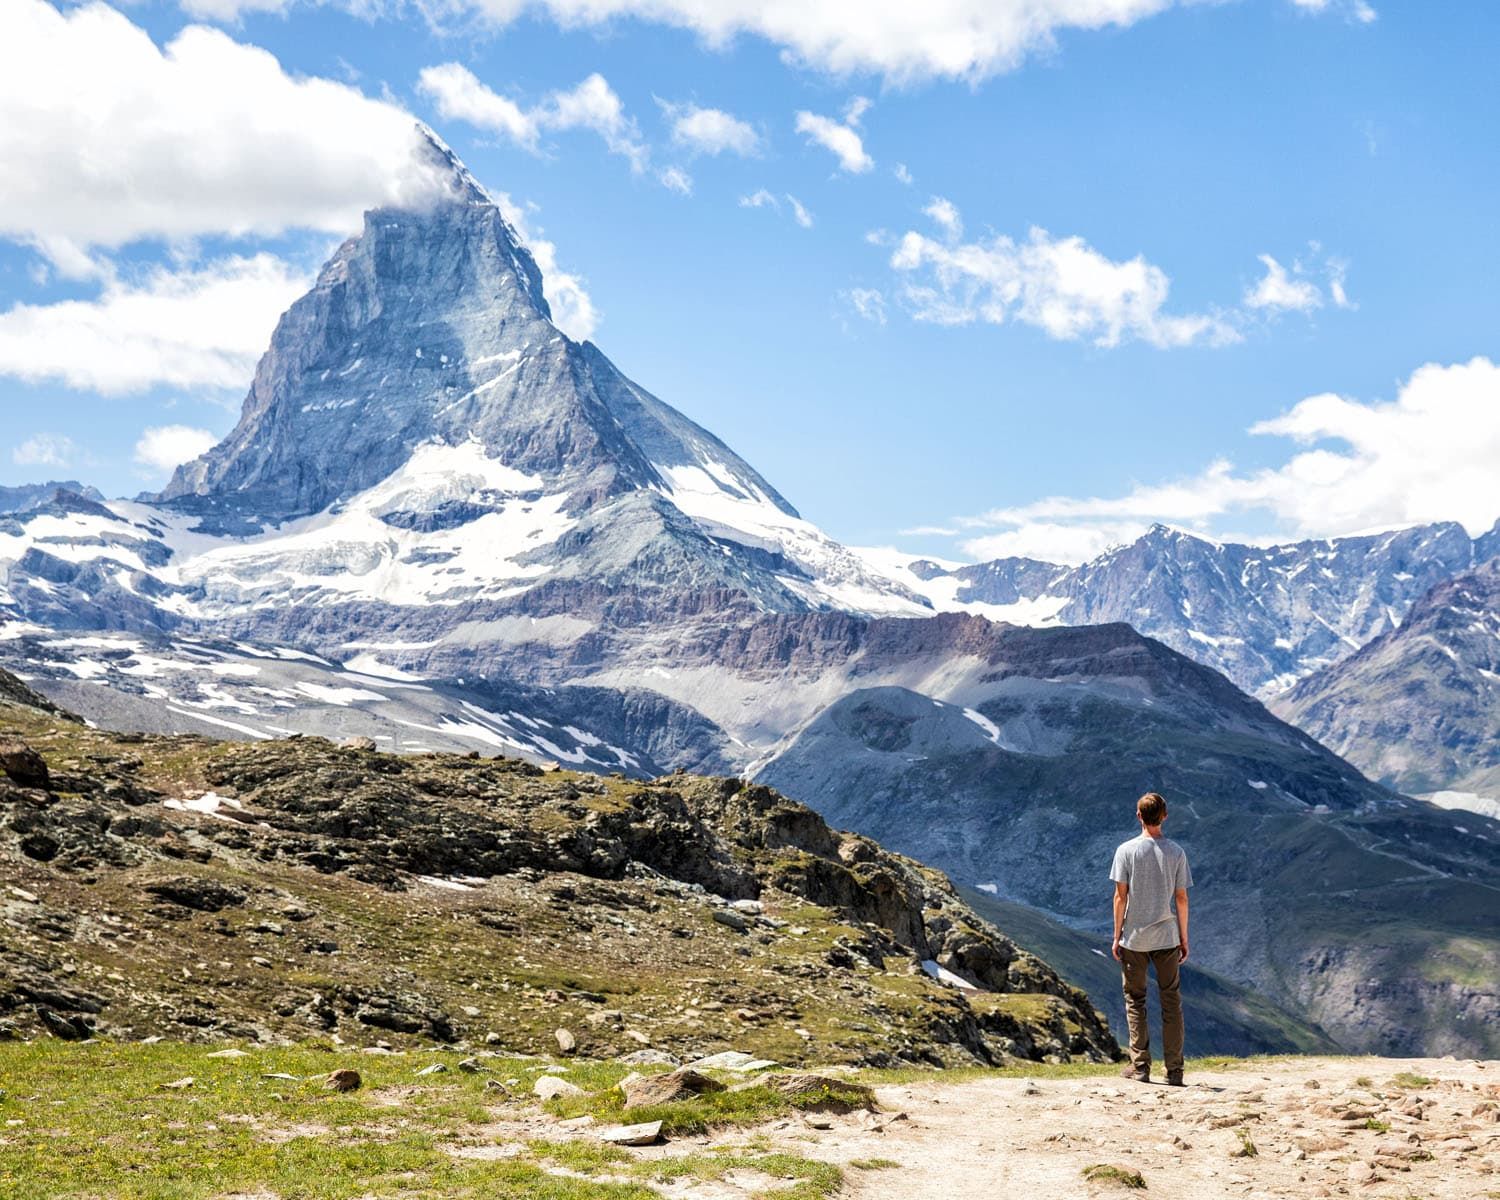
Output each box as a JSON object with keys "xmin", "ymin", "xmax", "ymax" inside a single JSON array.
[
  {"xmin": 555, "ymin": 1028, "xmax": 577, "ymax": 1054},
  {"xmin": 461, "ymin": 1006, "xmax": 482, "ymax": 1018},
  {"xmin": 599, "ymin": 1120, "xmax": 662, "ymax": 1147},
  {"xmin": 485, "ymin": 1032, "xmax": 503, "ymax": 1045},
  {"xmin": 415, "ymin": 1064, "xmax": 447, "ymax": 1076},
  {"xmin": 622, "ymin": 1069, "xmax": 725, "ymax": 1110},
  {"xmin": 324, "ymin": 1069, "xmax": 362, "ymax": 1092},
  {"xmin": 533, "ymin": 1075, "xmax": 583, "ymax": 1100},
  {"xmin": 686, "ymin": 1051, "xmax": 776, "ymax": 1073},
  {"xmin": 729, "ymin": 899, "xmax": 764, "ymax": 915},
  {"xmin": 763, "ymin": 1073, "xmax": 875, "ymax": 1112},
  {"xmin": 559, "ymin": 1115, "xmax": 596, "ymax": 1130},
  {"xmin": 160, "ymin": 1077, "xmax": 195, "ymax": 1090},
  {"xmin": 457, "ymin": 1058, "xmax": 487, "ymax": 1073},
  {"xmin": 805, "ymin": 1115, "xmax": 834, "ymax": 1130},
  {"xmin": 712, "ymin": 909, "xmax": 750, "ymax": 932},
  {"xmin": 341, "ymin": 736, "xmax": 377, "ymax": 752},
  {"xmin": 206, "ymin": 1049, "xmax": 249, "ymax": 1059},
  {"xmin": 7, "ymin": 886, "xmax": 38, "ymax": 904}
]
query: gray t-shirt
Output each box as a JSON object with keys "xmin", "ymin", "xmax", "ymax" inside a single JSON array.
[{"xmin": 1110, "ymin": 834, "xmax": 1192, "ymax": 952}]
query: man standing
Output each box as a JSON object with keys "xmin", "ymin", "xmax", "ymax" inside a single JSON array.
[{"xmin": 1111, "ymin": 791, "xmax": 1192, "ymax": 1085}]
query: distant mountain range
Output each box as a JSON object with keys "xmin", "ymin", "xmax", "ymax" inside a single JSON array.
[
  {"xmin": 1, "ymin": 130, "xmax": 1495, "ymax": 1057},
  {"xmin": 862, "ymin": 519, "xmax": 1499, "ymax": 699}
]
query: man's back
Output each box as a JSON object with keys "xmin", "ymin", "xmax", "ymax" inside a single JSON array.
[{"xmin": 1110, "ymin": 834, "xmax": 1191, "ymax": 952}]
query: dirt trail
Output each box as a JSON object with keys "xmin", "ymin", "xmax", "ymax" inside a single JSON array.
[{"xmin": 730, "ymin": 1057, "xmax": 1498, "ymax": 1199}]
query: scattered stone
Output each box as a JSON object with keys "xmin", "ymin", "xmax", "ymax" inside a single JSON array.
[
  {"xmin": 533, "ymin": 1076, "xmax": 583, "ymax": 1101},
  {"xmin": 206, "ymin": 1049, "xmax": 250, "ymax": 1059},
  {"xmin": 142, "ymin": 876, "xmax": 246, "ymax": 913},
  {"xmin": 457, "ymin": 1058, "xmax": 487, "ymax": 1073},
  {"xmin": 324, "ymin": 1069, "xmax": 362, "ymax": 1092},
  {"xmin": 160, "ymin": 1077, "xmax": 195, "ymax": 1090},
  {"xmin": 461, "ymin": 1006, "xmax": 482, "ymax": 1018},
  {"xmin": 554, "ymin": 1028, "xmax": 577, "ymax": 1055},
  {"xmin": 805, "ymin": 1115, "xmax": 834, "ymax": 1130},
  {"xmin": 7, "ymin": 886, "xmax": 38, "ymax": 903},
  {"xmin": 559, "ymin": 1115, "xmax": 596, "ymax": 1130},
  {"xmin": 622, "ymin": 1069, "xmax": 726, "ymax": 1110},
  {"xmin": 341, "ymin": 737, "xmax": 377, "ymax": 752},
  {"xmin": 712, "ymin": 909, "xmax": 750, "ymax": 932},
  {"xmin": 415, "ymin": 1064, "xmax": 447, "ymax": 1076},
  {"xmin": 485, "ymin": 1032, "xmax": 503, "ymax": 1045},
  {"xmin": 599, "ymin": 1120, "xmax": 662, "ymax": 1147}
]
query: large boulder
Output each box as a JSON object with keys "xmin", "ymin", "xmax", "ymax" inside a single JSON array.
[{"xmin": 0, "ymin": 740, "xmax": 48, "ymax": 789}]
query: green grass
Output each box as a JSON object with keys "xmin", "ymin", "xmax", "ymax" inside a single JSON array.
[
  {"xmin": 848, "ymin": 1158, "xmax": 900, "ymax": 1170},
  {"xmin": 1232, "ymin": 1128, "xmax": 1258, "ymax": 1158},
  {"xmin": 1364, "ymin": 1118, "xmax": 1391, "ymax": 1133},
  {"xmin": 1390, "ymin": 1072, "xmax": 1433, "ymax": 1089},
  {"xmin": 1082, "ymin": 1163, "xmax": 1147, "ymax": 1189},
  {"xmin": 0, "ymin": 1041, "xmax": 859, "ymax": 1200}
]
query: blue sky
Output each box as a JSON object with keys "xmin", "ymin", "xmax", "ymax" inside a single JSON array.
[{"xmin": 2, "ymin": 0, "xmax": 1497, "ymax": 563}]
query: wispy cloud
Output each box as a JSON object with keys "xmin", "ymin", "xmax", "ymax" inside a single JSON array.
[
  {"xmin": 952, "ymin": 357, "xmax": 1500, "ymax": 562},
  {"xmin": 419, "ymin": 64, "xmax": 651, "ymax": 175},
  {"xmin": 659, "ymin": 99, "xmax": 761, "ymax": 156},
  {"xmin": 795, "ymin": 98, "xmax": 873, "ymax": 173}
]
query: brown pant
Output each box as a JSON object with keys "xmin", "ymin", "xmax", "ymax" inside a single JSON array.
[{"xmin": 1121, "ymin": 946, "xmax": 1184, "ymax": 1075}]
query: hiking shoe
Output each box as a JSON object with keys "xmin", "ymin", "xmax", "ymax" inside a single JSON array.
[
  {"xmin": 1121, "ymin": 1064, "xmax": 1150, "ymax": 1083},
  {"xmin": 1166, "ymin": 1072, "xmax": 1185, "ymax": 1087}
]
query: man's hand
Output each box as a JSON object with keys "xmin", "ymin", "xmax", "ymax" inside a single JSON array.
[
  {"xmin": 1112, "ymin": 939, "xmax": 1123, "ymax": 962},
  {"xmin": 1178, "ymin": 940, "xmax": 1189, "ymax": 963}
]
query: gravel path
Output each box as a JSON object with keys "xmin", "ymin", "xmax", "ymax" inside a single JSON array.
[{"xmin": 748, "ymin": 1057, "xmax": 1499, "ymax": 1199}]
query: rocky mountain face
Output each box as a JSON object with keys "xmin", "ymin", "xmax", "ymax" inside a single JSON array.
[
  {"xmin": 0, "ymin": 480, "xmax": 102, "ymax": 514},
  {"xmin": 1275, "ymin": 560, "xmax": 1500, "ymax": 816},
  {"xmin": 0, "ymin": 675, "xmax": 1116, "ymax": 1065},
  {"xmin": 753, "ymin": 618, "xmax": 1500, "ymax": 1058},
  {"xmin": 1, "ymin": 136, "xmax": 1494, "ymax": 1059},
  {"xmin": 870, "ymin": 521, "xmax": 1498, "ymax": 697}
]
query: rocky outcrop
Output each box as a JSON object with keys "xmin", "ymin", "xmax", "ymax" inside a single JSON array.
[{"xmin": 0, "ymin": 686, "xmax": 1116, "ymax": 1065}]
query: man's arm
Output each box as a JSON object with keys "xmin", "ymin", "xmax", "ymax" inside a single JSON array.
[
  {"xmin": 1174, "ymin": 887, "xmax": 1189, "ymax": 962},
  {"xmin": 1112, "ymin": 881, "xmax": 1129, "ymax": 961}
]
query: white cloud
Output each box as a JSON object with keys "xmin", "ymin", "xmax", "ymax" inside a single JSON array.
[
  {"xmin": 956, "ymin": 357, "xmax": 1500, "ymax": 563},
  {"xmin": 411, "ymin": 0, "xmax": 1189, "ymax": 84},
  {"xmin": 658, "ymin": 166, "xmax": 694, "ymax": 195},
  {"xmin": 0, "ymin": 0, "xmax": 448, "ymax": 249},
  {"xmin": 492, "ymin": 195, "xmax": 599, "ymax": 342},
  {"xmin": 1244, "ymin": 253, "xmax": 1322, "ymax": 313},
  {"xmin": 739, "ymin": 190, "xmax": 813, "ymax": 228},
  {"xmin": 846, "ymin": 287, "xmax": 887, "ymax": 325},
  {"xmin": 962, "ymin": 521, "xmax": 1144, "ymax": 565},
  {"xmin": 795, "ymin": 106, "xmax": 873, "ymax": 173},
  {"xmin": 0, "ymin": 254, "xmax": 309, "ymax": 394},
  {"xmin": 924, "ymin": 196, "xmax": 962, "ymax": 238},
  {"xmin": 134, "ymin": 425, "xmax": 218, "ymax": 474},
  {"xmin": 418, "ymin": 64, "xmax": 649, "ymax": 173},
  {"xmin": 887, "ymin": 214, "xmax": 1238, "ymax": 349},
  {"xmin": 1290, "ymin": 0, "xmax": 1378, "ymax": 23},
  {"xmin": 893, "ymin": 163, "xmax": 914, "ymax": 185},
  {"xmin": 661, "ymin": 100, "xmax": 760, "ymax": 156},
  {"xmin": 12, "ymin": 433, "xmax": 77, "ymax": 468},
  {"xmin": 415, "ymin": 61, "xmax": 539, "ymax": 147}
]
